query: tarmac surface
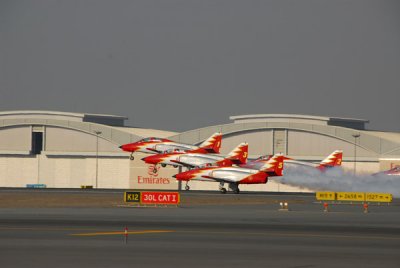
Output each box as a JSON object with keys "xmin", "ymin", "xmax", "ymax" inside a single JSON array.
[{"xmin": 0, "ymin": 189, "xmax": 399, "ymax": 268}]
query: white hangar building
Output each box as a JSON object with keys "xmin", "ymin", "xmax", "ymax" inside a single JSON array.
[
  {"xmin": 0, "ymin": 111, "xmax": 178, "ymax": 190},
  {"xmin": 0, "ymin": 111, "xmax": 399, "ymax": 191}
]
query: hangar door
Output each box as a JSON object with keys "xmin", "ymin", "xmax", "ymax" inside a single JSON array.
[{"xmin": 273, "ymin": 130, "xmax": 286, "ymax": 154}]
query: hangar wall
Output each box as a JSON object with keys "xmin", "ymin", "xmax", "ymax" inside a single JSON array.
[
  {"xmin": 0, "ymin": 126, "xmax": 31, "ymax": 152},
  {"xmin": 128, "ymin": 153, "xmax": 179, "ymax": 190},
  {"xmin": 0, "ymin": 111, "xmax": 399, "ymax": 191},
  {"xmin": 0, "ymin": 155, "xmax": 129, "ymax": 188},
  {"xmin": 287, "ymin": 130, "xmax": 374, "ymax": 157},
  {"xmin": 45, "ymin": 127, "xmax": 121, "ymax": 153},
  {"xmin": 0, "ymin": 124, "xmax": 131, "ymax": 188},
  {"xmin": 0, "ymin": 156, "xmax": 37, "ymax": 187},
  {"xmin": 0, "ymin": 111, "xmax": 156, "ymax": 189},
  {"xmin": 220, "ymin": 130, "xmax": 273, "ymax": 156}
]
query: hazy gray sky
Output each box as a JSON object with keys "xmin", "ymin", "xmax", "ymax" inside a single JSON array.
[{"xmin": 1, "ymin": 0, "xmax": 399, "ymax": 132}]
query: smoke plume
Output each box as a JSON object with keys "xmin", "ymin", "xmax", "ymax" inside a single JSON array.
[{"xmin": 273, "ymin": 165, "xmax": 400, "ymax": 197}]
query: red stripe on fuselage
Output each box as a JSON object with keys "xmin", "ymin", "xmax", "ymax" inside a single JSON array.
[{"xmin": 239, "ymin": 172, "xmax": 268, "ymax": 184}]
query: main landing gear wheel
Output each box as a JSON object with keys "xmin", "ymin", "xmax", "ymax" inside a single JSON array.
[
  {"xmin": 220, "ymin": 188, "xmax": 227, "ymax": 194},
  {"xmin": 185, "ymin": 185, "xmax": 190, "ymax": 191},
  {"xmin": 161, "ymin": 164, "xmax": 166, "ymax": 168},
  {"xmin": 229, "ymin": 183, "xmax": 240, "ymax": 194},
  {"xmin": 173, "ymin": 165, "xmax": 178, "ymax": 168}
]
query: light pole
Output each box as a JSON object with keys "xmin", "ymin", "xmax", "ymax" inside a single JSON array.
[
  {"xmin": 352, "ymin": 133, "xmax": 360, "ymax": 176},
  {"xmin": 94, "ymin": 131, "xmax": 102, "ymax": 188}
]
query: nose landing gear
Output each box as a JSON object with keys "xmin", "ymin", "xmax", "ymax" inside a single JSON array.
[
  {"xmin": 129, "ymin": 153, "xmax": 134, "ymax": 160},
  {"xmin": 219, "ymin": 182, "xmax": 227, "ymax": 194}
]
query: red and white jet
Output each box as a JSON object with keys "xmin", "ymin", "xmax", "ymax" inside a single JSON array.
[
  {"xmin": 142, "ymin": 142, "xmax": 248, "ymax": 169},
  {"xmin": 373, "ymin": 166, "xmax": 400, "ymax": 176},
  {"xmin": 119, "ymin": 132, "xmax": 222, "ymax": 160},
  {"xmin": 284, "ymin": 150, "xmax": 343, "ymax": 171},
  {"xmin": 240, "ymin": 150, "xmax": 343, "ymax": 171},
  {"xmin": 173, "ymin": 154, "xmax": 284, "ymax": 194}
]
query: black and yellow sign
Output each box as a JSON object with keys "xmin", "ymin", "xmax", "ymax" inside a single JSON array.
[
  {"xmin": 336, "ymin": 192, "xmax": 365, "ymax": 201},
  {"xmin": 365, "ymin": 193, "xmax": 392, "ymax": 203},
  {"xmin": 124, "ymin": 191, "xmax": 180, "ymax": 205},
  {"xmin": 316, "ymin": 192, "xmax": 335, "ymax": 201},
  {"xmin": 124, "ymin": 191, "xmax": 141, "ymax": 203},
  {"xmin": 316, "ymin": 191, "xmax": 392, "ymax": 203}
]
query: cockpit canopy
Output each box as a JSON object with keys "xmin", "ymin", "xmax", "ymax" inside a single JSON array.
[
  {"xmin": 255, "ymin": 155, "xmax": 272, "ymax": 161},
  {"xmin": 140, "ymin": 137, "xmax": 168, "ymax": 142},
  {"xmin": 164, "ymin": 148, "xmax": 184, "ymax": 154},
  {"xmin": 197, "ymin": 163, "xmax": 215, "ymax": 168}
]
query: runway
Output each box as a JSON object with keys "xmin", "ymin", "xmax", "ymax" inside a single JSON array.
[{"xmin": 0, "ymin": 192, "xmax": 399, "ymax": 267}]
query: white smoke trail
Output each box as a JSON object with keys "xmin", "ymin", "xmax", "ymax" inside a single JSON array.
[{"xmin": 273, "ymin": 165, "xmax": 400, "ymax": 197}]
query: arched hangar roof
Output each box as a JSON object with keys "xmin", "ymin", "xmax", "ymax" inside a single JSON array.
[
  {"xmin": 168, "ymin": 114, "xmax": 400, "ymax": 157},
  {"xmin": 1, "ymin": 111, "xmax": 399, "ymax": 157},
  {"xmin": 0, "ymin": 110, "xmax": 176, "ymax": 146}
]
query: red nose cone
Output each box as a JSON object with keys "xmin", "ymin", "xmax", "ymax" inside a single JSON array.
[
  {"xmin": 119, "ymin": 143, "xmax": 139, "ymax": 152},
  {"xmin": 142, "ymin": 155, "xmax": 161, "ymax": 165},
  {"xmin": 174, "ymin": 170, "xmax": 193, "ymax": 181},
  {"xmin": 174, "ymin": 172, "xmax": 186, "ymax": 181}
]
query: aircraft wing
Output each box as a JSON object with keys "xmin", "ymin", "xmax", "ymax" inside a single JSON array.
[
  {"xmin": 284, "ymin": 160, "xmax": 317, "ymax": 168},
  {"xmin": 200, "ymin": 175, "xmax": 237, "ymax": 183},
  {"xmin": 146, "ymin": 147, "xmax": 162, "ymax": 153},
  {"xmin": 170, "ymin": 160, "xmax": 196, "ymax": 169}
]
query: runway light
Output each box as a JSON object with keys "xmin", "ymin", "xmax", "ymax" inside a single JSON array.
[
  {"xmin": 124, "ymin": 226, "xmax": 128, "ymax": 244},
  {"xmin": 363, "ymin": 203, "xmax": 369, "ymax": 214},
  {"xmin": 278, "ymin": 201, "xmax": 289, "ymax": 211},
  {"xmin": 323, "ymin": 202, "xmax": 329, "ymax": 213}
]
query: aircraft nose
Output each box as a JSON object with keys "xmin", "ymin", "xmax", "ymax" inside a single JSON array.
[
  {"xmin": 142, "ymin": 156, "xmax": 159, "ymax": 164},
  {"xmin": 119, "ymin": 143, "xmax": 139, "ymax": 152},
  {"xmin": 119, "ymin": 144, "xmax": 130, "ymax": 151},
  {"xmin": 174, "ymin": 172, "xmax": 188, "ymax": 181}
]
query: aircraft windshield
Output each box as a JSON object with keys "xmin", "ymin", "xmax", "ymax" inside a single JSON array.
[
  {"xmin": 256, "ymin": 155, "xmax": 271, "ymax": 161},
  {"xmin": 198, "ymin": 163, "xmax": 215, "ymax": 168},
  {"xmin": 141, "ymin": 137, "xmax": 163, "ymax": 142},
  {"xmin": 164, "ymin": 148, "xmax": 184, "ymax": 154}
]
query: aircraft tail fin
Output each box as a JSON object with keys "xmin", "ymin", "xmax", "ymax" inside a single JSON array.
[
  {"xmin": 225, "ymin": 142, "xmax": 248, "ymax": 164},
  {"xmin": 259, "ymin": 154, "xmax": 284, "ymax": 177},
  {"xmin": 318, "ymin": 150, "xmax": 343, "ymax": 170},
  {"xmin": 199, "ymin": 132, "xmax": 222, "ymax": 153}
]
